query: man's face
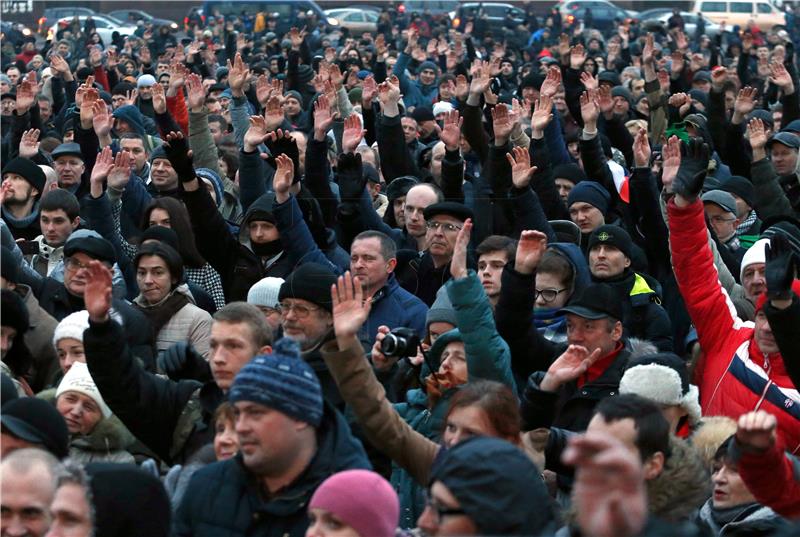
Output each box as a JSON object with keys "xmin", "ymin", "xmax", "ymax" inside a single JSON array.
[
  {"xmin": 209, "ymin": 321, "xmax": 261, "ymax": 391},
  {"xmin": 1, "ymin": 97, "xmax": 15, "ymax": 116},
  {"xmin": 283, "ymin": 97, "xmax": 301, "ymax": 116},
  {"xmin": 138, "ymin": 84, "xmax": 153, "ymax": 99},
  {"xmin": 417, "ymin": 481, "xmax": 477, "ymax": 537},
  {"xmin": 1, "ymin": 174, "xmax": 37, "ymax": 206},
  {"xmin": 40, "ymin": 209, "xmax": 77, "ymax": 247},
  {"xmin": 48, "ymin": 483, "xmax": 93, "ymax": 537},
  {"xmin": 58, "ymin": 43, "xmax": 69, "ymax": 54},
  {"xmin": 150, "ymin": 158, "xmax": 179, "ymax": 191},
  {"xmin": 350, "ymin": 237, "xmax": 394, "ymax": 294},
  {"xmin": 704, "ymin": 203, "xmax": 738, "ymax": 243},
  {"xmin": 589, "ymin": 244, "xmax": 630, "ymax": 279},
  {"xmin": 587, "ymin": 414, "xmax": 640, "ymax": 459},
  {"xmin": 234, "ymin": 401, "xmax": 309, "ymax": 476},
  {"xmin": 156, "ymin": 62, "xmax": 170, "ymax": 75},
  {"xmin": 419, "ymin": 68, "xmax": 436, "ymax": 86},
  {"xmin": 477, "ymin": 251, "xmax": 508, "ymax": 299},
  {"xmin": 64, "ymin": 252, "xmax": 98, "ymax": 296},
  {"xmin": 754, "ymin": 310, "xmax": 779, "ymax": 354},
  {"xmin": 612, "ymin": 96, "xmax": 630, "ymax": 115},
  {"xmin": 742, "ymin": 262, "xmax": 766, "ymax": 302},
  {"xmin": 425, "ymin": 215, "xmax": 462, "ymax": 260},
  {"xmin": 770, "ymin": 143, "xmax": 798, "ymax": 176},
  {"xmin": 566, "ymin": 314, "xmax": 619, "ymax": 356},
  {"xmin": 692, "ymin": 79, "xmax": 711, "ymax": 93},
  {"xmin": 393, "ymin": 195, "xmax": 406, "ymax": 227},
  {"xmin": 631, "ymin": 80, "xmax": 645, "ymax": 98},
  {"xmin": 569, "ymin": 202, "xmax": 605, "ymax": 234},
  {"xmin": 38, "ymin": 99, "xmax": 52, "ymax": 121},
  {"xmin": 430, "ymin": 142, "xmax": 446, "ymax": 182},
  {"xmin": 120, "ymin": 138, "xmax": 148, "ymax": 172},
  {"xmin": 401, "ymin": 117, "xmax": 419, "ymax": 144},
  {"xmin": 555, "ymin": 178, "xmax": 574, "ymax": 203},
  {"xmin": 291, "ymin": 132, "xmax": 307, "ymax": 175},
  {"xmin": 63, "ymin": 130, "xmax": 74, "ymax": 143},
  {"xmin": 438, "ymin": 81, "xmax": 454, "ymax": 100},
  {"xmin": 0, "ymin": 463, "xmax": 54, "ymax": 537},
  {"xmin": 54, "ymin": 156, "xmax": 85, "ymax": 188},
  {"xmin": 500, "ymin": 61, "xmax": 513, "ymax": 76},
  {"xmin": 248, "ymin": 220, "xmax": 278, "ymax": 245},
  {"xmin": 280, "ymin": 298, "xmax": 332, "ymax": 350},
  {"xmin": 208, "ymin": 120, "xmax": 226, "ymax": 144},
  {"xmin": 418, "ymin": 119, "xmax": 437, "ymax": 138},
  {"xmin": 6, "ymin": 68, "xmax": 20, "ymax": 86},
  {"xmin": 111, "ymin": 94, "xmax": 127, "ymax": 109},
  {"xmin": 404, "ymin": 186, "xmax": 438, "ymax": 238},
  {"xmin": 522, "ymin": 86, "xmax": 539, "ymax": 103}
]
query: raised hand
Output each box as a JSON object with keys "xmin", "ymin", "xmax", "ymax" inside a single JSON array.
[
  {"xmin": 736, "ymin": 411, "xmax": 778, "ymax": 451},
  {"xmin": 734, "ymin": 86, "xmax": 757, "ymax": 119},
  {"xmin": 272, "ymin": 153, "xmax": 295, "ymax": 203},
  {"xmin": 18, "ymin": 128, "xmax": 40, "ymax": 159},
  {"xmin": 661, "ymin": 135, "xmax": 681, "ymax": 194},
  {"xmin": 289, "ymin": 26, "xmax": 307, "ymax": 50},
  {"xmin": 90, "ymin": 146, "xmax": 114, "ymax": 187},
  {"xmin": 151, "ymin": 82, "xmax": 167, "ymax": 114},
  {"xmin": 255, "ymin": 74, "xmax": 271, "ymax": 107},
  {"xmin": 515, "ymin": 229, "xmax": 548, "ymax": 275},
  {"xmin": 107, "ymin": 150, "xmax": 133, "ymax": 190},
  {"xmin": 657, "ymin": 69, "xmax": 670, "ymax": 92},
  {"xmin": 558, "ymin": 33, "xmax": 571, "ymax": 60},
  {"xmin": 597, "ymin": 85, "xmax": 614, "ymax": 117},
  {"xmin": 710, "ymin": 66, "xmax": 727, "ymax": 93},
  {"xmin": 748, "ymin": 117, "xmax": 769, "ymax": 152},
  {"xmin": 506, "ymin": 146, "xmax": 537, "ymax": 189},
  {"xmin": 764, "ymin": 234, "xmax": 799, "ymax": 300},
  {"xmin": 675, "ymin": 30, "xmax": 689, "ymax": 51},
  {"xmin": 540, "ymin": 345, "xmax": 603, "ymax": 392},
  {"xmin": 770, "ymin": 61, "xmax": 795, "ymax": 94},
  {"xmin": 450, "ymin": 218, "xmax": 472, "ymax": 280},
  {"xmin": 124, "ymin": 88, "xmax": 138, "ymax": 107},
  {"xmin": 244, "ymin": 115, "xmax": 268, "ymax": 152},
  {"xmin": 15, "ymin": 73, "xmax": 36, "ymax": 114},
  {"xmin": 186, "ymin": 73, "xmax": 206, "ymax": 111},
  {"xmin": 438, "ymin": 109, "xmax": 462, "ymax": 152},
  {"xmin": 580, "ymin": 71, "xmax": 598, "ymax": 91},
  {"xmin": 491, "ymin": 103, "xmax": 514, "ymax": 145},
  {"xmin": 671, "ymin": 51, "xmax": 685, "ymax": 76},
  {"xmin": 84, "ymin": 261, "xmax": 114, "ymax": 323},
  {"xmin": 49, "ymin": 53, "xmax": 70, "ymax": 75},
  {"xmin": 329, "ymin": 64, "xmax": 345, "ymax": 89},
  {"xmin": 673, "ymin": 138, "xmax": 709, "ymax": 202},
  {"xmin": 264, "ymin": 95, "xmax": 285, "ymax": 131},
  {"xmin": 162, "ymin": 131, "xmax": 196, "ymax": 182},
  {"xmin": 570, "ymin": 44, "xmax": 587, "ymax": 70},
  {"xmin": 668, "ymin": 92, "xmax": 691, "ymax": 117},
  {"xmin": 336, "ymin": 152, "xmax": 365, "ymax": 205},
  {"xmin": 758, "ymin": 56, "xmax": 771, "ymax": 79},
  {"xmin": 227, "ymin": 52, "xmax": 250, "ymax": 97},
  {"xmin": 531, "ymin": 94, "xmax": 553, "ymax": 134},
  {"xmin": 468, "ymin": 63, "xmax": 491, "ymax": 96},
  {"xmin": 139, "ymin": 45, "xmax": 151, "ymax": 65},
  {"xmin": 580, "ymin": 89, "xmax": 600, "ymax": 127},
  {"xmin": 540, "ymin": 66, "xmax": 562, "ymax": 99},
  {"xmin": 375, "ymin": 34, "xmax": 388, "ymax": 58},
  {"xmin": 633, "ymin": 129, "xmax": 651, "ymax": 168},
  {"xmin": 377, "ymin": 75, "xmax": 401, "ymax": 107},
  {"xmin": 642, "ymin": 33, "xmax": 655, "ymax": 65},
  {"xmin": 313, "ymin": 94, "xmax": 336, "ymax": 141},
  {"xmin": 361, "ymin": 75, "xmax": 378, "ymax": 105},
  {"xmin": 92, "ymin": 99, "xmax": 114, "ymax": 138},
  {"xmin": 454, "ymin": 74, "xmax": 469, "ymax": 101},
  {"xmin": 331, "ymin": 271, "xmax": 372, "ymax": 342},
  {"xmin": 342, "ymin": 113, "xmax": 366, "ymax": 154}
]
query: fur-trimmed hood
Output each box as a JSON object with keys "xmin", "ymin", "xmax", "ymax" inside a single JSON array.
[
  {"xmin": 690, "ymin": 416, "xmax": 738, "ymax": 473},
  {"xmin": 697, "ymin": 500, "xmax": 787, "ymax": 536},
  {"xmin": 647, "ymin": 436, "xmax": 711, "ymax": 522}
]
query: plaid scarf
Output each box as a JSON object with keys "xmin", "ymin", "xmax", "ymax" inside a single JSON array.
[{"xmin": 736, "ymin": 210, "xmax": 758, "ymax": 237}]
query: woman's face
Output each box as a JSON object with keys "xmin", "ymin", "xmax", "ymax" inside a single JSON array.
[
  {"xmin": 57, "ymin": 338, "xmax": 85, "ymax": 374},
  {"xmin": 213, "ymin": 417, "xmax": 238, "ymax": 460},
  {"xmin": 136, "ymin": 254, "xmax": 174, "ymax": 305},
  {"xmin": 148, "ymin": 207, "xmax": 171, "ymax": 228},
  {"xmin": 305, "ymin": 508, "xmax": 360, "ymax": 537},
  {"xmin": 535, "ymin": 271, "xmax": 570, "ymax": 309},
  {"xmin": 712, "ymin": 461, "xmax": 756, "ymax": 509},
  {"xmin": 438, "ymin": 341, "xmax": 467, "ymax": 385},
  {"xmin": 56, "ymin": 391, "xmax": 103, "ymax": 435},
  {"xmin": 218, "ymin": 157, "xmax": 229, "ymax": 178},
  {"xmin": 443, "ymin": 405, "xmax": 498, "ymax": 448}
]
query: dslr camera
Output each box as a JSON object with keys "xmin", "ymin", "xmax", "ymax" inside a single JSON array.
[{"xmin": 380, "ymin": 328, "xmax": 421, "ymax": 358}]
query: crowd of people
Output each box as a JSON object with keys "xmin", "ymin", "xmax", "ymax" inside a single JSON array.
[{"xmin": 1, "ymin": 1, "xmax": 800, "ymax": 536}]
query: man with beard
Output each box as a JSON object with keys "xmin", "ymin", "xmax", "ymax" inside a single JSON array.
[{"xmin": 1, "ymin": 157, "xmax": 46, "ymax": 240}]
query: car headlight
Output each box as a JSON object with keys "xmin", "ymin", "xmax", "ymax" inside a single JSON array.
[
  {"xmin": 22, "ymin": 28, "xmax": 31, "ymax": 36},
  {"xmin": 327, "ymin": 17, "xmax": 339, "ymax": 25},
  {"xmin": 170, "ymin": 22, "xmax": 178, "ymax": 29}
]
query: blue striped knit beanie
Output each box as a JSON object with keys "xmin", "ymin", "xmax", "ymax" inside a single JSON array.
[{"xmin": 228, "ymin": 338, "xmax": 323, "ymax": 426}]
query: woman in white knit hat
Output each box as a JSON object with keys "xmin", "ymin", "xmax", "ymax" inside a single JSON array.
[
  {"xmin": 51, "ymin": 361, "xmax": 136, "ymax": 464},
  {"xmin": 52, "ymin": 309, "xmax": 91, "ymax": 380}
]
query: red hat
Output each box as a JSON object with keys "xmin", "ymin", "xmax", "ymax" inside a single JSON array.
[{"xmin": 538, "ymin": 49, "xmax": 553, "ymax": 58}]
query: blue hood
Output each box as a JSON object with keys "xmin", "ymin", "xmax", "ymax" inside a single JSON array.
[
  {"xmin": 112, "ymin": 105, "xmax": 146, "ymax": 136},
  {"xmin": 549, "ymin": 242, "xmax": 591, "ymax": 297}
]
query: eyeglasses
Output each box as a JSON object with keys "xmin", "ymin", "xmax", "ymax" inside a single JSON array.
[
  {"xmin": 535, "ymin": 288, "xmax": 567, "ymax": 303},
  {"xmin": 424, "ymin": 491, "xmax": 466, "ymax": 525},
  {"xmin": 426, "ymin": 221, "xmax": 462, "ymax": 233},
  {"xmin": 278, "ymin": 302, "xmax": 320, "ymax": 318},
  {"xmin": 709, "ymin": 215, "xmax": 736, "ymax": 224},
  {"xmin": 65, "ymin": 257, "xmax": 91, "ymax": 272}
]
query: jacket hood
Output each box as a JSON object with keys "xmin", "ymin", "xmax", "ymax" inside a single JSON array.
[
  {"xmin": 112, "ymin": 105, "xmax": 146, "ymax": 136},
  {"xmin": 239, "ymin": 192, "xmax": 277, "ymax": 245},
  {"xmin": 549, "ymin": 242, "xmax": 591, "ymax": 298},
  {"xmin": 689, "ymin": 416, "xmax": 737, "ymax": 472},
  {"xmin": 425, "ymin": 328, "xmax": 462, "ymax": 377},
  {"xmin": 698, "ymin": 501, "xmax": 785, "ymax": 535},
  {"xmin": 647, "ymin": 436, "xmax": 711, "ymax": 522}
]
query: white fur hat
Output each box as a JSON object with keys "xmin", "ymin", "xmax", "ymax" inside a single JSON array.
[
  {"xmin": 52, "ymin": 310, "xmax": 90, "ymax": 347},
  {"xmin": 56, "ymin": 362, "xmax": 111, "ymax": 418},
  {"xmin": 619, "ymin": 354, "xmax": 702, "ymax": 426}
]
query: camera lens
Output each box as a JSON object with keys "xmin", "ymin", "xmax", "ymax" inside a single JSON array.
[{"xmin": 381, "ymin": 334, "xmax": 399, "ymax": 356}]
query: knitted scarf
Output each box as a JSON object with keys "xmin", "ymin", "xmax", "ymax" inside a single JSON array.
[{"xmin": 134, "ymin": 290, "xmax": 190, "ymax": 339}]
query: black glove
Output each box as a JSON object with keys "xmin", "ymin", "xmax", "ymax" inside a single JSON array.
[
  {"xmin": 157, "ymin": 342, "xmax": 211, "ymax": 383},
  {"xmin": 162, "ymin": 132, "xmax": 196, "ymax": 183},
  {"xmin": 673, "ymin": 137, "xmax": 709, "ymax": 200},
  {"xmin": 765, "ymin": 234, "xmax": 799, "ymax": 300},
  {"xmin": 265, "ymin": 132, "xmax": 299, "ymax": 177},
  {"xmin": 337, "ymin": 152, "xmax": 366, "ymax": 201}
]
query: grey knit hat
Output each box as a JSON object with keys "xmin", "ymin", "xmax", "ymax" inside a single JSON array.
[
  {"xmin": 426, "ymin": 286, "xmax": 457, "ymax": 328},
  {"xmin": 229, "ymin": 338, "xmax": 323, "ymax": 426},
  {"xmin": 247, "ymin": 277, "xmax": 285, "ymax": 309}
]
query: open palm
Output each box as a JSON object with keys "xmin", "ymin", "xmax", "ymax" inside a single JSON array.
[{"xmin": 331, "ymin": 271, "xmax": 372, "ymax": 339}]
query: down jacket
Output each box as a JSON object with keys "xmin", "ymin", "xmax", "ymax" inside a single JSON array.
[{"xmin": 668, "ymin": 198, "xmax": 800, "ymax": 453}]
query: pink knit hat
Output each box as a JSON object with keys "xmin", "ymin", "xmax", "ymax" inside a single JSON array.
[{"xmin": 308, "ymin": 470, "xmax": 399, "ymax": 537}]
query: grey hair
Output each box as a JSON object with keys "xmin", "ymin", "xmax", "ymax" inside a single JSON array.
[{"xmin": 627, "ymin": 338, "xmax": 659, "ymax": 361}]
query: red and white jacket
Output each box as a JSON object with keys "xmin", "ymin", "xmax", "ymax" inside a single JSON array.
[{"xmin": 668, "ymin": 198, "xmax": 800, "ymax": 453}]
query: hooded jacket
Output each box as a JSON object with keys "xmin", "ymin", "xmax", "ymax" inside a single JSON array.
[
  {"xmin": 647, "ymin": 437, "xmax": 711, "ymax": 522},
  {"xmin": 184, "ymin": 187, "xmax": 294, "ymax": 302},
  {"xmin": 394, "ymin": 52, "xmax": 439, "ymax": 110},
  {"xmin": 696, "ymin": 501, "xmax": 788, "ymax": 537},
  {"xmin": 668, "ymin": 198, "xmax": 800, "ymax": 454},
  {"xmin": 534, "ymin": 243, "xmax": 591, "ymax": 344},
  {"xmin": 173, "ymin": 404, "xmax": 371, "ymax": 537}
]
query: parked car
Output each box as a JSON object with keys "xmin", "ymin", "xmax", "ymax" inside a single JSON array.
[
  {"xmin": 48, "ymin": 15, "xmax": 137, "ymax": 44},
  {"xmin": 554, "ymin": 0, "xmax": 638, "ymax": 31},
  {"xmin": 690, "ymin": 0, "xmax": 785, "ymax": 30},
  {"xmin": 450, "ymin": 2, "xmax": 527, "ymax": 32},
  {"xmin": 642, "ymin": 11, "xmax": 723, "ymax": 38},
  {"xmin": 1, "ymin": 21, "xmax": 33, "ymax": 46},
  {"xmin": 200, "ymin": 0, "xmax": 332, "ymax": 34},
  {"xmin": 38, "ymin": 6, "xmax": 95, "ymax": 35},
  {"xmin": 400, "ymin": 0, "xmax": 460, "ymax": 20},
  {"xmin": 637, "ymin": 7, "xmax": 676, "ymax": 21},
  {"xmin": 324, "ymin": 8, "xmax": 379, "ymax": 33},
  {"xmin": 107, "ymin": 10, "xmax": 179, "ymax": 31}
]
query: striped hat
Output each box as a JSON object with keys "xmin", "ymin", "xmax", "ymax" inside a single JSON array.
[{"xmin": 228, "ymin": 338, "xmax": 323, "ymax": 426}]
